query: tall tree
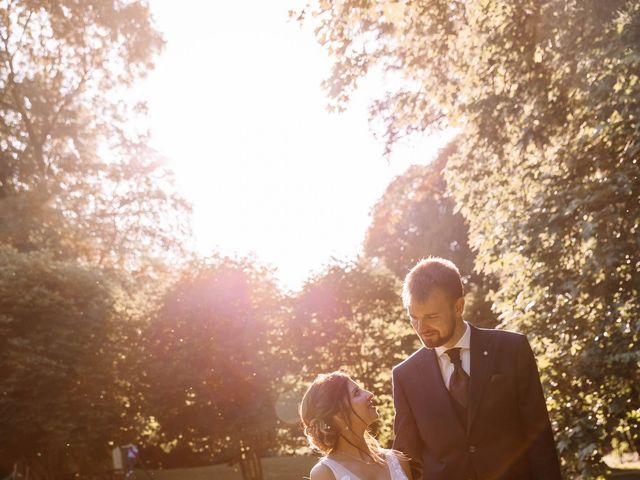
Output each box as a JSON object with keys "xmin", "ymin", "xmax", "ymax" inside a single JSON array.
[
  {"xmin": 0, "ymin": 1, "xmax": 191, "ymax": 477},
  {"xmin": 365, "ymin": 140, "xmax": 497, "ymax": 327},
  {"xmin": 0, "ymin": 0, "xmax": 190, "ymax": 273},
  {"xmin": 141, "ymin": 256, "xmax": 288, "ymax": 468},
  {"xmin": 300, "ymin": 0, "xmax": 640, "ymax": 476},
  {"xmin": 288, "ymin": 259, "xmax": 415, "ymax": 447},
  {"xmin": 0, "ymin": 246, "xmax": 131, "ymax": 479}
]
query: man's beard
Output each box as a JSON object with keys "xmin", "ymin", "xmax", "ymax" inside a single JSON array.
[
  {"xmin": 422, "ymin": 309, "xmax": 457, "ymax": 348},
  {"xmin": 423, "ymin": 330, "xmax": 453, "ymax": 348}
]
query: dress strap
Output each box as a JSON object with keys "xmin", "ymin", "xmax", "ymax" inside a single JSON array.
[{"xmin": 384, "ymin": 450, "xmax": 408, "ymax": 480}]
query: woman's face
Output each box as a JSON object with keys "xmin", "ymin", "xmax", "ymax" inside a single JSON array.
[{"xmin": 344, "ymin": 378, "xmax": 378, "ymax": 427}]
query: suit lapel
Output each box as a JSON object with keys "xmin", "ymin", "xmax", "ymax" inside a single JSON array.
[
  {"xmin": 467, "ymin": 325, "xmax": 495, "ymax": 433},
  {"xmin": 412, "ymin": 347, "xmax": 467, "ymax": 443}
]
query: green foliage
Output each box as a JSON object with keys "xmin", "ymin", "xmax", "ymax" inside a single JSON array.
[
  {"xmin": 141, "ymin": 255, "xmax": 288, "ymax": 467},
  {"xmin": 0, "ymin": 245, "xmax": 127, "ymax": 478},
  {"xmin": 301, "ymin": 0, "xmax": 640, "ymax": 476},
  {"xmin": 365, "ymin": 140, "xmax": 497, "ymax": 327},
  {"xmin": 0, "ymin": 1, "xmax": 192, "ymax": 477},
  {"xmin": 0, "ymin": 0, "xmax": 190, "ymax": 273},
  {"xmin": 288, "ymin": 259, "xmax": 416, "ymax": 447}
]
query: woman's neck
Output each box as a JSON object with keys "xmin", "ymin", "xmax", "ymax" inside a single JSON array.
[{"xmin": 332, "ymin": 432, "xmax": 372, "ymax": 459}]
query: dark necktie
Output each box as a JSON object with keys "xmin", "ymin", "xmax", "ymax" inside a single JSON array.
[{"xmin": 445, "ymin": 347, "xmax": 470, "ymax": 410}]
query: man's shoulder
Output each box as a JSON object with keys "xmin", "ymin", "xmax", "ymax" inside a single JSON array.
[
  {"xmin": 472, "ymin": 324, "xmax": 528, "ymax": 346},
  {"xmin": 392, "ymin": 347, "xmax": 426, "ymax": 375}
]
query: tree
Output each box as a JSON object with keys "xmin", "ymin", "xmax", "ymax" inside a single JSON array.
[
  {"xmin": 0, "ymin": 246, "xmax": 130, "ymax": 479},
  {"xmin": 288, "ymin": 259, "xmax": 415, "ymax": 447},
  {"xmin": 141, "ymin": 255, "xmax": 288, "ymax": 470},
  {"xmin": 365, "ymin": 140, "xmax": 497, "ymax": 327},
  {"xmin": 0, "ymin": 0, "xmax": 190, "ymax": 273},
  {"xmin": 300, "ymin": 0, "xmax": 640, "ymax": 476},
  {"xmin": 0, "ymin": 1, "xmax": 191, "ymax": 476}
]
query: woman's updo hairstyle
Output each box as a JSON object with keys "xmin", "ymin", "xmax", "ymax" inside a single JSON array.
[{"xmin": 299, "ymin": 372, "xmax": 351, "ymax": 454}]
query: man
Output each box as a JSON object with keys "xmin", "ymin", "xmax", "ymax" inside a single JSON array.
[{"xmin": 392, "ymin": 257, "xmax": 561, "ymax": 480}]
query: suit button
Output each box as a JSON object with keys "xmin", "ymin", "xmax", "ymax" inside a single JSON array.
[{"xmin": 469, "ymin": 445, "xmax": 476, "ymax": 453}]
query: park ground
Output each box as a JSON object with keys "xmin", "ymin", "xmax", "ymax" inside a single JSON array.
[
  {"xmin": 139, "ymin": 456, "xmax": 316, "ymax": 480},
  {"xmin": 139, "ymin": 455, "xmax": 640, "ymax": 480}
]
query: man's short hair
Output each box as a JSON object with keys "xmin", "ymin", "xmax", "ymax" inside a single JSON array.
[{"xmin": 402, "ymin": 257, "xmax": 464, "ymax": 307}]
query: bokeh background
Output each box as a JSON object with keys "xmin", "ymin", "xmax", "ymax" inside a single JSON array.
[{"xmin": 0, "ymin": 1, "xmax": 638, "ymax": 479}]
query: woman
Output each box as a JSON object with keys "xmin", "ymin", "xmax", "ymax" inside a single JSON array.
[{"xmin": 299, "ymin": 371, "xmax": 412, "ymax": 480}]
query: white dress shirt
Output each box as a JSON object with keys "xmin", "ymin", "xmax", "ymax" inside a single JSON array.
[{"xmin": 434, "ymin": 321, "xmax": 471, "ymax": 389}]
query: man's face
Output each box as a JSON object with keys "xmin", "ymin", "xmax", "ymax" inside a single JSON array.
[{"xmin": 408, "ymin": 287, "xmax": 464, "ymax": 349}]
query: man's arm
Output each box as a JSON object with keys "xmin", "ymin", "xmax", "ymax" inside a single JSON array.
[
  {"xmin": 392, "ymin": 368, "xmax": 423, "ymax": 480},
  {"xmin": 515, "ymin": 334, "xmax": 562, "ymax": 479}
]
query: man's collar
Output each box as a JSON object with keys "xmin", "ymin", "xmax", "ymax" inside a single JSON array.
[{"xmin": 435, "ymin": 321, "xmax": 471, "ymax": 357}]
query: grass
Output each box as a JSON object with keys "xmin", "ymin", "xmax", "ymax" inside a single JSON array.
[{"xmin": 136, "ymin": 456, "xmax": 318, "ymax": 480}]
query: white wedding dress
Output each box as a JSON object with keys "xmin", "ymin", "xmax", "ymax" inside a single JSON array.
[{"xmin": 320, "ymin": 449, "xmax": 409, "ymax": 480}]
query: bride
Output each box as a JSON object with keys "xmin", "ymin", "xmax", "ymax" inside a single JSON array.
[{"xmin": 299, "ymin": 371, "xmax": 412, "ymax": 480}]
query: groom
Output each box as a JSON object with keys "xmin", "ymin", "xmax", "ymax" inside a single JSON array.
[{"xmin": 392, "ymin": 258, "xmax": 561, "ymax": 480}]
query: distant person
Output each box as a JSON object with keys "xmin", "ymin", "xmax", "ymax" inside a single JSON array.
[
  {"xmin": 300, "ymin": 371, "xmax": 412, "ymax": 480},
  {"xmin": 392, "ymin": 257, "xmax": 562, "ymax": 480}
]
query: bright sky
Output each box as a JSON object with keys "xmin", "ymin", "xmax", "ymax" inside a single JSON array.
[{"xmin": 142, "ymin": 1, "xmax": 450, "ymax": 291}]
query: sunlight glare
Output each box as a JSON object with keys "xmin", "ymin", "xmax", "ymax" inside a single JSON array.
[{"xmin": 142, "ymin": 1, "xmax": 452, "ymax": 291}]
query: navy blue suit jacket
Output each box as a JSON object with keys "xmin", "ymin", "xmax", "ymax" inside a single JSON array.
[{"xmin": 392, "ymin": 325, "xmax": 561, "ymax": 480}]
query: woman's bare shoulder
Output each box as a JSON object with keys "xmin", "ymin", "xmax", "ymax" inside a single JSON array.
[{"xmin": 309, "ymin": 460, "xmax": 335, "ymax": 480}]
